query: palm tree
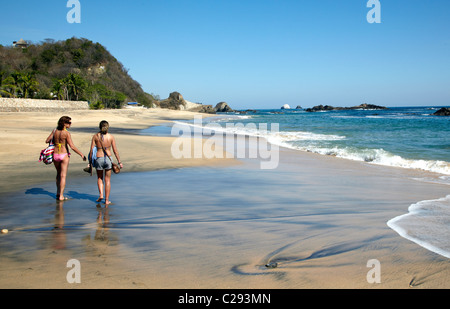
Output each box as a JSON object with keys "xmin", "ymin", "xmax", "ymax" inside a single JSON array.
[
  {"xmin": 7, "ymin": 72, "xmax": 39, "ymax": 98},
  {"xmin": 19, "ymin": 72, "xmax": 39, "ymax": 98},
  {"xmin": 66, "ymin": 73, "xmax": 87, "ymax": 101},
  {"xmin": 51, "ymin": 79, "xmax": 65, "ymax": 100},
  {"xmin": 51, "ymin": 73, "xmax": 87, "ymax": 101},
  {"xmin": 0, "ymin": 71, "xmax": 17, "ymax": 97}
]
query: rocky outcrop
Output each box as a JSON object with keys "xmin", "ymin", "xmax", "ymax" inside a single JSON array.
[
  {"xmin": 236, "ymin": 109, "xmax": 257, "ymax": 114},
  {"xmin": 184, "ymin": 100, "xmax": 202, "ymax": 110},
  {"xmin": 158, "ymin": 92, "xmax": 187, "ymax": 110},
  {"xmin": 191, "ymin": 102, "xmax": 234, "ymax": 114},
  {"xmin": 305, "ymin": 105, "xmax": 335, "ymax": 112},
  {"xmin": 197, "ymin": 105, "xmax": 216, "ymax": 114},
  {"xmin": 281, "ymin": 104, "xmax": 290, "ymax": 109},
  {"xmin": 296, "ymin": 105, "xmax": 302, "ymax": 109},
  {"xmin": 351, "ymin": 103, "xmax": 387, "ymax": 110},
  {"xmin": 305, "ymin": 103, "xmax": 387, "ymax": 112},
  {"xmin": 432, "ymin": 107, "xmax": 450, "ymax": 116},
  {"xmin": 158, "ymin": 92, "xmax": 234, "ymax": 114},
  {"xmin": 214, "ymin": 102, "xmax": 234, "ymax": 113}
]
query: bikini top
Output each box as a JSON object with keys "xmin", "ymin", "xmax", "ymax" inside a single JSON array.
[{"xmin": 54, "ymin": 129, "xmax": 67, "ymax": 152}]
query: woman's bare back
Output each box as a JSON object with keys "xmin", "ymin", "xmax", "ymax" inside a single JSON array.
[
  {"xmin": 95, "ymin": 133, "xmax": 113, "ymax": 157},
  {"xmin": 53, "ymin": 130, "xmax": 69, "ymax": 154}
]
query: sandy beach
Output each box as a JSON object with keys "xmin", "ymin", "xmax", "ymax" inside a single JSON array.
[
  {"xmin": 0, "ymin": 108, "xmax": 235, "ymax": 195},
  {"xmin": 0, "ymin": 108, "xmax": 449, "ymax": 289}
]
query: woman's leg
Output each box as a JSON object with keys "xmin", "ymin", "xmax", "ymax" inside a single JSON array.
[
  {"xmin": 104, "ymin": 169, "xmax": 112, "ymax": 205},
  {"xmin": 58, "ymin": 156, "xmax": 70, "ymax": 200},
  {"xmin": 96, "ymin": 169, "xmax": 104, "ymax": 202},
  {"xmin": 54, "ymin": 161, "xmax": 61, "ymax": 199}
]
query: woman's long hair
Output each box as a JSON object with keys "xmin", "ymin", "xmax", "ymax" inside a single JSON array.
[
  {"xmin": 99, "ymin": 120, "xmax": 109, "ymax": 135},
  {"xmin": 57, "ymin": 116, "xmax": 71, "ymax": 130}
]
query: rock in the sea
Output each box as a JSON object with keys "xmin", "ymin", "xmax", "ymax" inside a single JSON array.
[
  {"xmin": 351, "ymin": 103, "xmax": 387, "ymax": 110},
  {"xmin": 236, "ymin": 109, "xmax": 257, "ymax": 114},
  {"xmin": 305, "ymin": 105, "xmax": 335, "ymax": 112},
  {"xmin": 295, "ymin": 105, "xmax": 302, "ymax": 109},
  {"xmin": 214, "ymin": 102, "xmax": 234, "ymax": 113},
  {"xmin": 432, "ymin": 107, "xmax": 450, "ymax": 116},
  {"xmin": 305, "ymin": 103, "xmax": 387, "ymax": 112},
  {"xmin": 281, "ymin": 104, "xmax": 290, "ymax": 109}
]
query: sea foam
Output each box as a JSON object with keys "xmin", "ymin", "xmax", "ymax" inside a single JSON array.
[
  {"xmin": 175, "ymin": 119, "xmax": 450, "ymax": 176},
  {"xmin": 284, "ymin": 142, "xmax": 450, "ymax": 176},
  {"xmin": 387, "ymin": 195, "xmax": 450, "ymax": 259}
]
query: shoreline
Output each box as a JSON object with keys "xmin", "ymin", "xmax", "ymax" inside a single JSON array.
[{"xmin": 0, "ymin": 108, "xmax": 449, "ymax": 289}]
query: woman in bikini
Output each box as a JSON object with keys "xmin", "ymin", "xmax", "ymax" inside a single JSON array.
[
  {"xmin": 46, "ymin": 116, "xmax": 86, "ymax": 201},
  {"xmin": 88, "ymin": 120, "xmax": 123, "ymax": 205}
]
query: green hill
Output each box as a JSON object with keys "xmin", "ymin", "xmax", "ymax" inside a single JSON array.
[{"xmin": 0, "ymin": 37, "xmax": 157, "ymax": 109}]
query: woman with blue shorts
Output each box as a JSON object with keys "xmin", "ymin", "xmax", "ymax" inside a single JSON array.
[{"xmin": 88, "ymin": 120, "xmax": 123, "ymax": 205}]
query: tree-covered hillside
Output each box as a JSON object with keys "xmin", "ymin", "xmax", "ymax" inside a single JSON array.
[{"xmin": 0, "ymin": 37, "xmax": 157, "ymax": 109}]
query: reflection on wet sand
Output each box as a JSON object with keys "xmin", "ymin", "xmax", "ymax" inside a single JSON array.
[
  {"xmin": 52, "ymin": 202, "xmax": 66, "ymax": 250},
  {"xmin": 48, "ymin": 199, "xmax": 115, "ymax": 253},
  {"xmin": 94, "ymin": 204, "xmax": 111, "ymax": 242}
]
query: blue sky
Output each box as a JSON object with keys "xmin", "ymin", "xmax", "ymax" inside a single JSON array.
[{"xmin": 1, "ymin": 0, "xmax": 449, "ymax": 109}]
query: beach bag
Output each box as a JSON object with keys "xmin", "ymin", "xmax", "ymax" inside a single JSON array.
[
  {"xmin": 40, "ymin": 129, "xmax": 56, "ymax": 165},
  {"xmin": 111, "ymin": 162, "xmax": 121, "ymax": 174},
  {"xmin": 39, "ymin": 144, "xmax": 55, "ymax": 165}
]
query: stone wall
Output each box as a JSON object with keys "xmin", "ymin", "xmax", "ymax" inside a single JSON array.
[{"xmin": 0, "ymin": 98, "xmax": 89, "ymax": 112}]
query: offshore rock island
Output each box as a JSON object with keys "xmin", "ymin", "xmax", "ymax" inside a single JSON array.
[
  {"xmin": 432, "ymin": 107, "xmax": 450, "ymax": 116},
  {"xmin": 305, "ymin": 103, "xmax": 387, "ymax": 112}
]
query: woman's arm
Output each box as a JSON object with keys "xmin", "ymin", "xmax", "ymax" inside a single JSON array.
[
  {"xmin": 111, "ymin": 135, "xmax": 123, "ymax": 168},
  {"xmin": 45, "ymin": 129, "xmax": 55, "ymax": 144},
  {"xmin": 88, "ymin": 135, "xmax": 96, "ymax": 164},
  {"xmin": 66, "ymin": 132, "xmax": 86, "ymax": 160}
]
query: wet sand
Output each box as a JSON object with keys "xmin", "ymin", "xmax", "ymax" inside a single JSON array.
[{"xmin": 0, "ymin": 109, "xmax": 449, "ymax": 289}]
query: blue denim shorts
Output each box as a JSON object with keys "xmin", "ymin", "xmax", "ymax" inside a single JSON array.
[{"xmin": 94, "ymin": 156, "xmax": 112, "ymax": 170}]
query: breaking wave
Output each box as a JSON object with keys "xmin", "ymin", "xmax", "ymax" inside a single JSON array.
[
  {"xmin": 387, "ymin": 195, "xmax": 450, "ymax": 259},
  {"xmin": 174, "ymin": 119, "xmax": 450, "ymax": 176}
]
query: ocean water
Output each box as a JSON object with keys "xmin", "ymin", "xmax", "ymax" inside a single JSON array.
[
  {"xmin": 168, "ymin": 106, "xmax": 450, "ymax": 259},
  {"xmin": 207, "ymin": 106, "xmax": 450, "ymax": 176}
]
